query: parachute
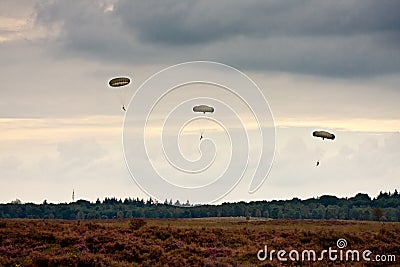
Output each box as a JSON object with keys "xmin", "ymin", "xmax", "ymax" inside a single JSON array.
[
  {"xmin": 312, "ymin": 130, "xmax": 335, "ymax": 166},
  {"xmin": 193, "ymin": 105, "xmax": 214, "ymax": 140},
  {"xmin": 108, "ymin": 76, "xmax": 131, "ymax": 110},
  {"xmin": 193, "ymin": 105, "xmax": 214, "ymax": 114},
  {"xmin": 109, "ymin": 77, "xmax": 130, "ymax": 87},
  {"xmin": 312, "ymin": 130, "xmax": 335, "ymax": 140}
]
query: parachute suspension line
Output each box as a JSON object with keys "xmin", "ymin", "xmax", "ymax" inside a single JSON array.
[
  {"xmin": 115, "ymin": 84, "xmax": 132, "ymax": 108},
  {"xmin": 312, "ymin": 130, "xmax": 335, "ymax": 166},
  {"xmin": 193, "ymin": 105, "xmax": 215, "ymax": 141},
  {"xmin": 122, "ymin": 91, "xmax": 128, "ymax": 108},
  {"xmin": 317, "ymin": 149, "xmax": 323, "ymax": 166},
  {"xmin": 108, "ymin": 76, "xmax": 131, "ymax": 110}
]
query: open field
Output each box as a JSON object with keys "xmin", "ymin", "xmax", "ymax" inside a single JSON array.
[{"xmin": 0, "ymin": 218, "xmax": 399, "ymax": 266}]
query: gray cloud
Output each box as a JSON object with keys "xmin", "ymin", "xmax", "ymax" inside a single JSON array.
[
  {"xmin": 31, "ymin": 0, "xmax": 400, "ymax": 76},
  {"xmin": 0, "ymin": 0, "xmax": 37, "ymax": 17},
  {"xmin": 34, "ymin": 1, "xmax": 130, "ymax": 59},
  {"xmin": 116, "ymin": 0, "xmax": 400, "ymax": 43}
]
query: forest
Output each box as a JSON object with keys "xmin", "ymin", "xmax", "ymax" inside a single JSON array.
[{"xmin": 1, "ymin": 190, "xmax": 399, "ymax": 222}]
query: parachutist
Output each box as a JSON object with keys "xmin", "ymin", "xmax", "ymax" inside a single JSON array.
[
  {"xmin": 200, "ymin": 134, "xmax": 203, "ymax": 140},
  {"xmin": 108, "ymin": 76, "xmax": 131, "ymax": 113},
  {"xmin": 316, "ymin": 161, "xmax": 320, "ymax": 166}
]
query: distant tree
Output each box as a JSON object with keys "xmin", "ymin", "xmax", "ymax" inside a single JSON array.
[
  {"xmin": 76, "ymin": 199, "xmax": 91, "ymax": 206},
  {"xmin": 396, "ymin": 208, "xmax": 400, "ymax": 222},
  {"xmin": 373, "ymin": 207, "xmax": 383, "ymax": 221},
  {"xmin": 262, "ymin": 209, "xmax": 269, "ymax": 218},
  {"xmin": 88, "ymin": 211, "xmax": 100, "ymax": 219},
  {"xmin": 350, "ymin": 208, "xmax": 361, "ymax": 220},
  {"xmin": 126, "ymin": 210, "xmax": 133, "ymax": 218},
  {"xmin": 182, "ymin": 210, "xmax": 192, "ymax": 218},
  {"xmin": 312, "ymin": 205, "xmax": 325, "ymax": 219},
  {"xmin": 326, "ymin": 205, "xmax": 340, "ymax": 219},
  {"xmin": 11, "ymin": 199, "xmax": 22, "ymax": 204},
  {"xmin": 117, "ymin": 211, "xmax": 124, "ymax": 219},
  {"xmin": 255, "ymin": 209, "xmax": 262, "ymax": 217},
  {"xmin": 319, "ymin": 195, "xmax": 340, "ymax": 206},
  {"xmin": 377, "ymin": 191, "xmax": 390, "ymax": 200},
  {"xmin": 270, "ymin": 207, "xmax": 279, "ymax": 219},
  {"xmin": 139, "ymin": 198, "xmax": 145, "ymax": 207},
  {"xmin": 146, "ymin": 198, "xmax": 153, "ymax": 206},
  {"xmin": 77, "ymin": 211, "xmax": 85, "ymax": 220},
  {"xmin": 349, "ymin": 193, "xmax": 371, "ymax": 207},
  {"xmin": 2, "ymin": 191, "xmax": 400, "ymax": 221},
  {"xmin": 384, "ymin": 208, "xmax": 397, "ymax": 221},
  {"xmin": 363, "ymin": 208, "xmax": 372, "ymax": 220},
  {"xmin": 393, "ymin": 189, "xmax": 398, "ymax": 197},
  {"xmin": 234, "ymin": 203, "xmax": 245, "ymax": 217},
  {"xmin": 339, "ymin": 205, "xmax": 350, "ymax": 220},
  {"xmin": 137, "ymin": 209, "xmax": 145, "ymax": 218}
]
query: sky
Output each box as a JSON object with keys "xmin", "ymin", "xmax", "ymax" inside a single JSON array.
[{"xmin": 0, "ymin": 0, "xmax": 399, "ymax": 204}]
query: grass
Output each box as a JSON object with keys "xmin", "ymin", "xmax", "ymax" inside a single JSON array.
[{"xmin": 0, "ymin": 218, "xmax": 399, "ymax": 266}]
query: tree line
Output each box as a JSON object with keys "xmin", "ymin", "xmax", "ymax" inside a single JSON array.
[{"xmin": 1, "ymin": 190, "xmax": 399, "ymax": 221}]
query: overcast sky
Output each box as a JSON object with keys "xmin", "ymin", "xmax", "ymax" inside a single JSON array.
[{"xmin": 1, "ymin": 0, "xmax": 399, "ymax": 204}]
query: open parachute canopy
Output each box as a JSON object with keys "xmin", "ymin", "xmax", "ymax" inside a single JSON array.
[
  {"xmin": 109, "ymin": 77, "xmax": 130, "ymax": 87},
  {"xmin": 108, "ymin": 76, "xmax": 132, "ymax": 109},
  {"xmin": 193, "ymin": 105, "xmax": 214, "ymax": 114},
  {"xmin": 312, "ymin": 130, "xmax": 335, "ymax": 140}
]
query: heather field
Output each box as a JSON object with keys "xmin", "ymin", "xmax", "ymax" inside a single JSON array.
[{"xmin": 0, "ymin": 218, "xmax": 399, "ymax": 266}]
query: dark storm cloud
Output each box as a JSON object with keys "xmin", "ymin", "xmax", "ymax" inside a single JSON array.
[
  {"xmin": 115, "ymin": 0, "xmax": 400, "ymax": 43},
  {"xmin": 34, "ymin": 1, "xmax": 133, "ymax": 60},
  {"xmin": 34, "ymin": 0, "xmax": 400, "ymax": 77}
]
